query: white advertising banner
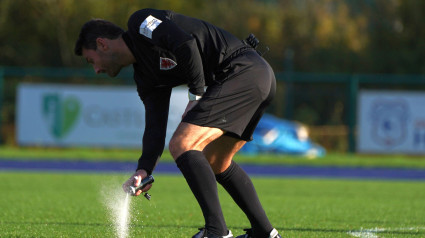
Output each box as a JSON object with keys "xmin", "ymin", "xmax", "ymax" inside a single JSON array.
[
  {"xmin": 16, "ymin": 83, "xmax": 188, "ymax": 148},
  {"xmin": 357, "ymin": 90, "xmax": 425, "ymax": 154}
]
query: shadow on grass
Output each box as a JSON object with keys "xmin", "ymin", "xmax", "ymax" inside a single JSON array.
[{"xmin": 1, "ymin": 221, "xmax": 110, "ymax": 227}]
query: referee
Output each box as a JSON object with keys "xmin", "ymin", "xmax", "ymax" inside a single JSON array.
[{"xmin": 75, "ymin": 8, "xmax": 281, "ymax": 238}]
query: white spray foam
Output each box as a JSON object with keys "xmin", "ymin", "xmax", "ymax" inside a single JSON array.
[
  {"xmin": 347, "ymin": 227, "xmax": 425, "ymax": 238},
  {"xmin": 101, "ymin": 182, "xmax": 132, "ymax": 238},
  {"xmin": 347, "ymin": 227, "xmax": 384, "ymax": 238}
]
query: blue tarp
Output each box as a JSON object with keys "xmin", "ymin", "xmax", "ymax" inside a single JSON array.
[{"xmin": 240, "ymin": 114, "xmax": 326, "ymax": 158}]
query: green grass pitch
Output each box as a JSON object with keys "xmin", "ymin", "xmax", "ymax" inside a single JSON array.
[{"xmin": 1, "ymin": 172, "xmax": 424, "ymax": 237}]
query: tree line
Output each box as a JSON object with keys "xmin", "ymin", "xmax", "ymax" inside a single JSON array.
[{"xmin": 1, "ymin": 0, "xmax": 424, "ymax": 74}]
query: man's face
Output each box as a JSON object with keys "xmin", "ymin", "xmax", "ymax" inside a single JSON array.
[{"xmin": 82, "ymin": 40, "xmax": 122, "ymax": 77}]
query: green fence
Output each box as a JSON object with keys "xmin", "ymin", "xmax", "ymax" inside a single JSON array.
[
  {"xmin": 0, "ymin": 68, "xmax": 3, "ymax": 144},
  {"xmin": 1, "ymin": 66, "xmax": 425, "ymax": 151}
]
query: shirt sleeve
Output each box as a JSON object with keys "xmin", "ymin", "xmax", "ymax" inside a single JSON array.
[
  {"xmin": 128, "ymin": 9, "xmax": 205, "ymax": 96},
  {"xmin": 136, "ymin": 87, "xmax": 172, "ymax": 174}
]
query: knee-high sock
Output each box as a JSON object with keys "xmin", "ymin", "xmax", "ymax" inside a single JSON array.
[
  {"xmin": 176, "ymin": 150, "xmax": 227, "ymax": 236},
  {"xmin": 216, "ymin": 161, "xmax": 273, "ymax": 237}
]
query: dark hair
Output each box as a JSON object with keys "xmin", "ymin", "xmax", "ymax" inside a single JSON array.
[{"xmin": 74, "ymin": 19, "xmax": 124, "ymax": 56}]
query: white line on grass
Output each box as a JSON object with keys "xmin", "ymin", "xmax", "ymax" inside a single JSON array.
[
  {"xmin": 347, "ymin": 227, "xmax": 425, "ymax": 238},
  {"xmin": 347, "ymin": 227, "xmax": 384, "ymax": 238}
]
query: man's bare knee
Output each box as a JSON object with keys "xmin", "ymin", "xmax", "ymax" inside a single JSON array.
[
  {"xmin": 169, "ymin": 136, "xmax": 186, "ymax": 160},
  {"xmin": 169, "ymin": 122, "xmax": 224, "ymax": 160},
  {"xmin": 203, "ymin": 136, "xmax": 246, "ymax": 174}
]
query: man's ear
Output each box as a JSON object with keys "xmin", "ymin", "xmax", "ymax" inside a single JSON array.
[{"xmin": 96, "ymin": 38, "xmax": 108, "ymax": 51}]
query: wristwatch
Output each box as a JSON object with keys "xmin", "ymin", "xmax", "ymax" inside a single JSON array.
[{"xmin": 188, "ymin": 91, "xmax": 202, "ymax": 101}]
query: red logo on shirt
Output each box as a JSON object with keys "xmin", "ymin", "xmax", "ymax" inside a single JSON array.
[{"xmin": 160, "ymin": 57, "xmax": 177, "ymax": 70}]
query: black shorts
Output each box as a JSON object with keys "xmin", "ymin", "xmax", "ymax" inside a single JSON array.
[{"xmin": 182, "ymin": 49, "xmax": 276, "ymax": 141}]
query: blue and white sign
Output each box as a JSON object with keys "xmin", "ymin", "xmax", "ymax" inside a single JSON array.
[{"xmin": 357, "ymin": 90, "xmax": 425, "ymax": 154}]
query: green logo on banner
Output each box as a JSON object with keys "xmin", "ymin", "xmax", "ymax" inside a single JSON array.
[{"xmin": 42, "ymin": 94, "xmax": 81, "ymax": 139}]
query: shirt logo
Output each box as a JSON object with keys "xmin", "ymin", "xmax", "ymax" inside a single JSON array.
[
  {"xmin": 160, "ymin": 57, "xmax": 177, "ymax": 70},
  {"xmin": 139, "ymin": 15, "xmax": 162, "ymax": 39}
]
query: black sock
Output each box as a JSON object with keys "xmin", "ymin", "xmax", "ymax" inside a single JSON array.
[
  {"xmin": 176, "ymin": 150, "xmax": 227, "ymax": 236},
  {"xmin": 216, "ymin": 161, "xmax": 273, "ymax": 238}
]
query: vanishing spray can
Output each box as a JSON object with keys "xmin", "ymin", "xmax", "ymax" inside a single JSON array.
[{"xmin": 127, "ymin": 175, "xmax": 154, "ymax": 200}]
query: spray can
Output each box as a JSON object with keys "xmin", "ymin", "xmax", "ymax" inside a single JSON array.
[{"xmin": 127, "ymin": 175, "xmax": 154, "ymax": 200}]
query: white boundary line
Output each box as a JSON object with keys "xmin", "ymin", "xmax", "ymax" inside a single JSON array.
[{"xmin": 347, "ymin": 227, "xmax": 425, "ymax": 238}]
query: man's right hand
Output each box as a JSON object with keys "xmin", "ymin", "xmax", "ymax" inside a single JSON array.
[{"xmin": 122, "ymin": 169, "xmax": 152, "ymax": 196}]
